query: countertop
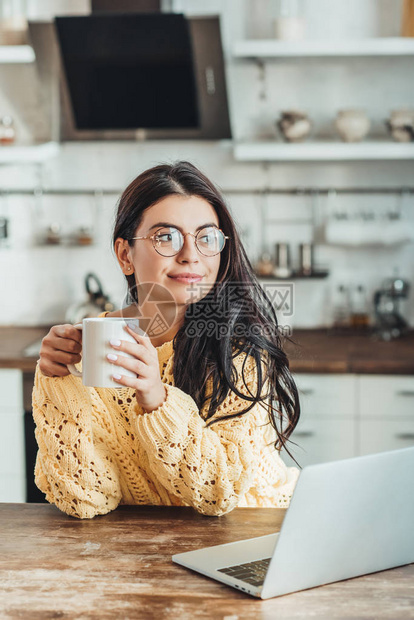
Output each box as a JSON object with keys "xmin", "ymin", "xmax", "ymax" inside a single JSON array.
[
  {"xmin": 2, "ymin": 325, "xmax": 414, "ymax": 375},
  {"xmin": 1, "ymin": 504, "xmax": 413, "ymax": 619}
]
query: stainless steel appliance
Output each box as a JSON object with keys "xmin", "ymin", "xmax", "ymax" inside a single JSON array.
[{"xmin": 373, "ymin": 276, "xmax": 410, "ymax": 340}]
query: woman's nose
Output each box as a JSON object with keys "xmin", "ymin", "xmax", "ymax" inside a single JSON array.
[{"xmin": 178, "ymin": 232, "xmax": 199, "ymax": 261}]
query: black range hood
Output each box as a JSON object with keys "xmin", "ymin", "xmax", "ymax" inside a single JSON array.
[{"xmin": 29, "ymin": 13, "xmax": 232, "ymax": 141}]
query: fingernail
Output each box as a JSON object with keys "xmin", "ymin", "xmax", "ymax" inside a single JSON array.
[
  {"xmin": 110, "ymin": 339, "xmax": 121, "ymax": 347},
  {"xmin": 113, "ymin": 373, "xmax": 122, "ymax": 380},
  {"xmin": 107, "ymin": 353, "xmax": 118, "ymax": 361}
]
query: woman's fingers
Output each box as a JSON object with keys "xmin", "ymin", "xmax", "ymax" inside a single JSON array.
[
  {"xmin": 38, "ymin": 360, "xmax": 72, "ymax": 377},
  {"xmin": 42, "ymin": 347, "xmax": 82, "ymax": 366},
  {"xmin": 106, "ymin": 353, "xmax": 148, "ymax": 377},
  {"xmin": 109, "ymin": 338, "xmax": 154, "ymax": 365},
  {"xmin": 124, "ymin": 325, "xmax": 156, "ymax": 354},
  {"xmin": 39, "ymin": 324, "xmax": 83, "ymax": 377},
  {"xmin": 111, "ymin": 373, "xmax": 148, "ymax": 389}
]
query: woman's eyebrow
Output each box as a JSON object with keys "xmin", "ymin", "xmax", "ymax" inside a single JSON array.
[{"xmin": 148, "ymin": 222, "xmax": 218, "ymax": 232}]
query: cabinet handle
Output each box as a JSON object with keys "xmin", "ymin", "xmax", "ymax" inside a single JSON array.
[
  {"xmin": 396, "ymin": 390, "xmax": 414, "ymax": 397},
  {"xmin": 300, "ymin": 388, "xmax": 314, "ymax": 396},
  {"xmin": 395, "ymin": 433, "xmax": 414, "ymax": 440},
  {"xmin": 294, "ymin": 431, "xmax": 315, "ymax": 438}
]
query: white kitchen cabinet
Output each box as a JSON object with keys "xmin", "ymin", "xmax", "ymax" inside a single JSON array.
[
  {"xmin": 281, "ymin": 374, "xmax": 357, "ymax": 468},
  {"xmin": 0, "ymin": 369, "xmax": 25, "ymax": 502},
  {"xmin": 358, "ymin": 376, "xmax": 414, "ymax": 456},
  {"xmin": 280, "ymin": 374, "xmax": 414, "ymax": 470},
  {"xmin": 359, "ymin": 419, "xmax": 414, "ymax": 455}
]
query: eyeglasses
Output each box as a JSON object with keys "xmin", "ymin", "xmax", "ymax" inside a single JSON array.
[{"xmin": 130, "ymin": 225, "xmax": 230, "ymax": 257}]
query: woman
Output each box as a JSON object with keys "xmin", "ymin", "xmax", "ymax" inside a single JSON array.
[{"xmin": 33, "ymin": 161, "xmax": 300, "ymax": 519}]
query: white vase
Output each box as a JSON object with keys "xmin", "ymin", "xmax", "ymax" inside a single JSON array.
[{"xmin": 335, "ymin": 109, "xmax": 370, "ymax": 142}]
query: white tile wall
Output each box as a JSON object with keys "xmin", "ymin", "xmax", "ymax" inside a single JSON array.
[{"xmin": 0, "ymin": 0, "xmax": 413, "ymax": 328}]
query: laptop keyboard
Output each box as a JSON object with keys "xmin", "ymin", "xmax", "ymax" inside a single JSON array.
[{"xmin": 217, "ymin": 557, "xmax": 272, "ymax": 587}]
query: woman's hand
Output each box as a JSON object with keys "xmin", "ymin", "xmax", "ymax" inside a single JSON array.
[
  {"xmin": 39, "ymin": 324, "xmax": 83, "ymax": 377},
  {"xmin": 108, "ymin": 325, "xmax": 166, "ymax": 413}
]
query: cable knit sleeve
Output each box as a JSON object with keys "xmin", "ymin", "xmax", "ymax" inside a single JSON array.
[
  {"xmin": 32, "ymin": 363, "xmax": 122, "ymax": 519},
  {"xmin": 134, "ymin": 354, "xmax": 296, "ymax": 516}
]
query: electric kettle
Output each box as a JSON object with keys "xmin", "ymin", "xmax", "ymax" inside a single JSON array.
[{"xmin": 65, "ymin": 273, "xmax": 115, "ymax": 324}]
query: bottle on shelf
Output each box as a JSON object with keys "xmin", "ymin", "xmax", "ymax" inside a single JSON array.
[
  {"xmin": 332, "ymin": 284, "xmax": 351, "ymax": 329},
  {"xmin": 0, "ymin": 116, "xmax": 16, "ymax": 145},
  {"xmin": 255, "ymin": 252, "xmax": 275, "ymax": 277},
  {"xmin": 350, "ymin": 284, "xmax": 370, "ymax": 329}
]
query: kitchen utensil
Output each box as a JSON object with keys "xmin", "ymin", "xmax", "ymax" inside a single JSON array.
[
  {"xmin": 350, "ymin": 284, "xmax": 370, "ymax": 329},
  {"xmin": 65, "ymin": 272, "xmax": 115, "ymax": 324},
  {"xmin": 385, "ymin": 109, "xmax": 414, "ymax": 142},
  {"xmin": 276, "ymin": 110, "xmax": 312, "ymax": 142},
  {"xmin": 335, "ymin": 109, "xmax": 370, "ymax": 142},
  {"xmin": 373, "ymin": 275, "xmax": 410, "ymax": 340},
  {"xmin": 67, "ymin": 317, "xmax": 144, "ymax": 388},
  {"xmin": 45, "ymin": 222, "xmax": 61, "ymax": 245},
  {"xmin": 0, "ymin": 216, "xmax": 8, "ymax": 248},
  {"xmin": 0, "ymin": 116, "xmax": 15, "ymax": 144},
  {"xmin": 274, "ymin": 242, "xmax": 292, "ymax": 278},
  {"xmin": 255, "ymin": 252, "xmax": 275, "ymax": 276},
  {"xmin": 298, "ymin": 243, "xmax": 313, "ymax": 275},
  {"xmin": 273, "ymin": 0, "xmax": 305, "ymax": 40}
]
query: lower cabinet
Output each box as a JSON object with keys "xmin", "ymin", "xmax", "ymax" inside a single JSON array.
[
  {"xmin": 358, "ymin": 375, "xmax": 414, "ymax": 456},
  {"xmin": 281, "ymin": 374, "xmax": 414, "ymax": 469},
  {"xmin": 0, "ymin": 368, "xmax": 413, "ymax": 499},
  {"xmin": 0, "ymin": 369, "xmax": 25, "ymax": 502}
]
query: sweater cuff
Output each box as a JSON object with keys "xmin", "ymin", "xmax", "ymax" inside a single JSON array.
[{"xmin": 134, "ymin": 383, "xmax": 205, "ymax": 440}]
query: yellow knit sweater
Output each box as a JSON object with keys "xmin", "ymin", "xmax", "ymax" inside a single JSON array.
[{"xmin": 32, "ymin": 323, "xmax": 299, "ymax": 519}]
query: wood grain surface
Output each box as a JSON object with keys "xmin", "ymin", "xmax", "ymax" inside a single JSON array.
[
  {"xmin": 0, "ymin": 504, "xmax": 413, "ymax": 619},
  {"xmin": 3, "ymin": 326, "xmax": 414, "ymax": 375}
]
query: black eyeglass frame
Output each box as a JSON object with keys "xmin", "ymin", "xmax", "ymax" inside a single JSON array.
[{"xmin": 129, "ymin": 225, "xmax": 230, "ymax": 257}]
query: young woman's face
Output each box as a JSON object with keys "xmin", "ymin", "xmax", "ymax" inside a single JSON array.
[{"xmin": 127, "ymin": 194, "xmax": 222, "ymax": 309}]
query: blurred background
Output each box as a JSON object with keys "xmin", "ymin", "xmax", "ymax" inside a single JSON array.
[{"xmin": 0, "ymin": 0, "xmax": 413, "ymax": 501}]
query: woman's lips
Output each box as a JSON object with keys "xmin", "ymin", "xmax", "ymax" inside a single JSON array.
[{"xmin": 168, "ymin": 274, "xmax": 203, "ymax": 284}]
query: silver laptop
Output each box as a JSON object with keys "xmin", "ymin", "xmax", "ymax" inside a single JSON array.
[{"xmin": 172, "ymin": 446, "xmax": 414, "ymax": 599}]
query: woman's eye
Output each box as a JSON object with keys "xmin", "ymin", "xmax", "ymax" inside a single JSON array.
[
  {"xmin": 157, "ymin": 233, "xmax": 173, "ymax": 242},
  {"xmin": 200, "ymin": 231, "xmax": 215, "ymax": 244}
]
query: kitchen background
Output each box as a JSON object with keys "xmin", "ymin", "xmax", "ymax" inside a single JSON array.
[
  {"xmin": 0, "ymin": 0, "xmax": 414, "ymax": 502},
  {"xmin": 0, "ymin": 0, "xmax": 413, "ymax": 329}
]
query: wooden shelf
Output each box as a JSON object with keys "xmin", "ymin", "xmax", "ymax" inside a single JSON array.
[
  {"xmin": 233, "ymin": 37, "xmax": 414, "ymax": 59},
  {"xmin": 0, "ymin": 142, "xmax": 59, "ymax": 164},
  {"xmin": 234, "ymin": 141, "xmax": 414, "ymax": 162},
  {"xmin": 257, "ymin": 270, "xmax": 329, "ymax": 280},
  {"xmin": 0, "ymin": 45, "xmax": 35, "ymax": 63}
]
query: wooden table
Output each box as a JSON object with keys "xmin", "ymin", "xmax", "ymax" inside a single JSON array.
[{"xmin": 1, "ymin": 504, "xmax": 413, "ymax": 619}]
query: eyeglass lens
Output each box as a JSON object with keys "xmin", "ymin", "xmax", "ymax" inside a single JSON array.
[{"xmin": 153, "ymin": 226, "xmax": 225, "ymax": 256}]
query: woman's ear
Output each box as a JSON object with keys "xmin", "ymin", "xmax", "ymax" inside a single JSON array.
[{"xmin": 114, "ymin": 238, "xmax": 134, "ymax": 275}]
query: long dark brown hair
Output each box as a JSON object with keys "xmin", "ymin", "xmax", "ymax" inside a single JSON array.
[{"xmin": 113, "ymin": 161, "xmax": 301, "ymax": 463}]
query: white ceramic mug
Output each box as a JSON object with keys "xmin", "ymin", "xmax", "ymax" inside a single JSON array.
[{"xmin": 67, "ymin": 317, "xmax": 144, "ymax": 388}]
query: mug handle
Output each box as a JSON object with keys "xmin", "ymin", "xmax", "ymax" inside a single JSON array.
[{"xmin": 67, "ymin": 323, "xmax": 83, "ymax": 377}]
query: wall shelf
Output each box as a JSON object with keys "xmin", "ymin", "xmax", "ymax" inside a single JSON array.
[
  {"xmin": 0, "ymin": 142, "xmax": 59, "ymax": 164},
  {"xmin": 234, "ymin": 141, "xmax": 414, "ymax": 162},
  {"xmin": 233, "ymin": 37, "xmax": 414, "ymax": 59},
  {"xmin": 0, "ymin": 45, "xmax": 35, "ymax": 63},
  {"xmin": 257, "ymin": 270, "xmax": 329, "ymax": 280}
]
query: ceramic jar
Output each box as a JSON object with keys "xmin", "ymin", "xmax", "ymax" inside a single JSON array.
[
  {"xmin": 276, "ymin": 110, "xmax": 312, "ymax": 142},
  {"xmin": 335, "ymin": 109, "xmax": 370, "ymax": 142},
  {"xmin": 385, "ymin": 109, "xmax": 414, "ymax": 142}
]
